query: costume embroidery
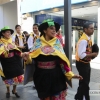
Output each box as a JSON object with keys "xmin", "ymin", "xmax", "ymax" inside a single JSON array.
[
  {"xmin": 30, "ymin": 38, "xmax": 41, "ymax": 52},
  {"xmin": 7, "ymin": 43, "xmax": 15, "ymax": 50},
  {"xmin": 41, "ymin": 46, "xmax": 55, "ymax": 54},
  {"xmin": 54, "ymin": 39, "xmax": 65, "ymax": 54}
]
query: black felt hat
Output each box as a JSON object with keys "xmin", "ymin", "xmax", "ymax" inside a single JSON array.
[
  {"xmin": 92, "ymin": 44, "xmax": 99, "ymax": 59},
  {"xmin": 92, "ymin": 44, "xmax": 99, "ymax": 53},
  {"xmin": 39, "ymin": 19, "xmax": 60, "ymax": 33}
]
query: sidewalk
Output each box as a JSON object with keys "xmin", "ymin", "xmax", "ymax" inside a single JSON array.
[
  {"xmin": 0, "ymin": 58, "xmax": 100, "ymax": 100},
  {"xmin": 0, "ymin": 80, "xmax": 99, "ymax": 100},
  {"xmin": 69, "ymin": 64, "xmax": 100, "ymax": 100},
  {"xmin": 0, "ymin": 81, "xmax": 99, "ymax": 100},
  {"xmin": 67, "ymin": 80, "xmax": 100, "ymax": 100}
]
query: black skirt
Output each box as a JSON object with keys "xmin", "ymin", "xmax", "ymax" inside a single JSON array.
[
  {"xmin": 0, "ymin": 51, "xmax": 24, "ymax": 80},
  {"xmin": 33, "ymin": 55, "xmax": 67, "ymax": 98}
]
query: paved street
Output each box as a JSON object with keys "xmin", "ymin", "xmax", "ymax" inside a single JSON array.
[{"xmin": 0, "ymin": 65, "xmax": 100, "ymax": 100}]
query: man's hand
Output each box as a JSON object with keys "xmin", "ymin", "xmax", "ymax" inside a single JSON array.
[
  {"xmin": 72, "ymin": 75, "xmax": 83, "ymax": 80},
  {"xmin": 86, "ymin": 52, "xmax": 98, "ymax": 58},
  {"xmin": 91, "ymin": 52, "xmax": 98, "ymax": 57}
]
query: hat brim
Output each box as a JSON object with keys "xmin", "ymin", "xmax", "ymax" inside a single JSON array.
[
  {"xmin": 0, "ymin": 29, "xmax": 14, "ymax": 35},
  {"xmin": 39, "ymin": 22, "xmax": 60, "ymax": 33},
  {"xmin": 92, "ymin": 44, "xmax": 99, "ymax": 53}
]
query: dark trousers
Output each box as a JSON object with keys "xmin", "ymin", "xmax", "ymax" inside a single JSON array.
[{"xmin": 75, "ymin": 61, "xmax": 91, "ymax": 100}]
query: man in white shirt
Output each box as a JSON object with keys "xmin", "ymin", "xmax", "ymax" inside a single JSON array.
[
  {"xmin": 27, "ymin": 24, "xmax": 40, "ymax": 89},
  {"xmin": 12, "ymin": 25, "xmax": 26, "ymax": 52},
  {"xmin": 12, "ymin": 25, "xmax": 26, "ymax": 69},
  {"xmin": 27, "ymin": 24, "xmax": 40, "ymax": 50},
  {"xmin": 75, "ymin": 22, "xmax": 98, "ymax": 100}
]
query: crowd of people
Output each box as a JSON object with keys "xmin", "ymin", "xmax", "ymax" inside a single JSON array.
[{"xmin": 0, "ymin": 19, "xmax": 99, "ymax": 100}]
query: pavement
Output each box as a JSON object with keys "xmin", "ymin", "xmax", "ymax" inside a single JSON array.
[{"xmin": 0, "ymin": 59, "xmax": 100, "ymax": 100}]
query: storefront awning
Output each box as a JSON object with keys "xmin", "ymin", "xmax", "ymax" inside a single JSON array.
[{"xmin": 21, "ymin": 0, "xmax": 90, "ymax": 13}]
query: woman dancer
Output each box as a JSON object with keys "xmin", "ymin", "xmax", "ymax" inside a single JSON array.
[
  {"xmin": 23, "ymin": 19, "xmax": 83, "ymax": 100},
  {"xmin": 0, "ymin": 26, "xmax": 24, "ymax": 98}
]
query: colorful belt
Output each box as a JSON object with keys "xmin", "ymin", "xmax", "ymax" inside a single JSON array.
[
  {"xmin": 38, "ymin": 61, "xmax": 56, "ymax": 69},
  {"xmin": 8, "ymin": 52, "xmax": 14, "ymax": 57}
]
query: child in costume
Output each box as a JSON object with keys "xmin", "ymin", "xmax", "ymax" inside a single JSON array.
[
  {"xmin": 23, "ymin": 19, "xmax": 83, "ymax": 100},
  {"xmin": 0, "ymin": 26, "xmax": 24, "ymax": 98}
]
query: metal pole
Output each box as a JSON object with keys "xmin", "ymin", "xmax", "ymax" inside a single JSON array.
[{"xmin": 64, "ymin": 0, "xmax": 72, "ymax": 67}]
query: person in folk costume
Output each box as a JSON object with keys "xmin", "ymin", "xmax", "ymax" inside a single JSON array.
[
  {"xmin": 56, "ymin": 28, "xmax": 64, "ymax": 47},
  {"xmin": 12, "ymin": 25, "xmax": 26, "ymax": 52},
  {"xmin": 27, "ymin": 24, "xmax": 40, "ymax": 50},
  {"xmin": 75, "ymin": 22, "xmax": 98, "ymax": 100},
  {"xmin": 27, "ymin": 24, "xmax": 40, "ymax": 88},
  {"xmin": 56, "ymin": 28, "xmax": 68, "ymax": 88},
  {"xmin": 12, "ymin": 25, "xmax": 27, "ymax": 68},
  {"xmin": 0, "ymin": 26, "xmax": 24, "ymax": 98},
  {"xmin": 22, "ymin": 31, "xmax": 30, "ymax": 52},
  {"xmin": 23, "ymin": 31, "xmax": 30, "ymax": 42},
  {"xmin": 22, "ymin": 19, "xmax": 83, "ymax": 100}
]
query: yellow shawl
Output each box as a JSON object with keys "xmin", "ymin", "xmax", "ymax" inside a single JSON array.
[
  {"xmin": 0, "ymin": 37, "xmax": 21, "ymax": 77},
  {"xmin": 26, "ymin": 36, "xmax": 74, "ymax": 81},
  {"xmin": 30, "ymin": 36, "xmax": 70, "ymax": 68}
]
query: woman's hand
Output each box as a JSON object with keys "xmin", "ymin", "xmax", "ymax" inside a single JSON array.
[
  {"xmin": 72, "ymin": 75, "xmax": 83, "ymax": 80},
  {"xmin": 22, "ymin": 52, "xmax": 29, "ymax": 61},
  {"xmin": 4, "ymin": 45, "xmax": 9, "ymax": 51}
]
